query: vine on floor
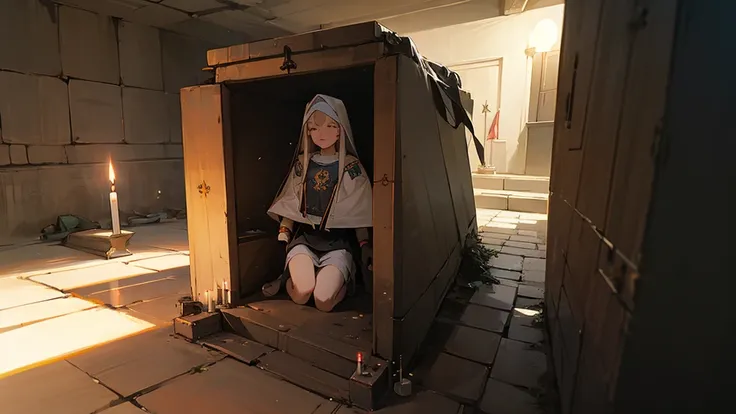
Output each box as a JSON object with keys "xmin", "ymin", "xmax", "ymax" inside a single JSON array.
[{"xmin": 458, "ymin": 232, "xmax": 500, "ymax": 287}]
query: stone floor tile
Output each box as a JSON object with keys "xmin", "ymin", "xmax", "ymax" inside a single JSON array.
[
  {"xmin": 518, "ymin": 284, "xmax": 545, "ymax": 300},
  {"xmin": 501, "ymin": 246, "xmax": 546, "ymax": 259},
  {"xmin": 509, "ymin": 235, "xmax": 544, "ymax": 244},
  {"xmin": 481, "ymin": 227, "xmax": 516, "ymax": 236},
  {"xmin": 481, "ymin": 236, "xmax": 507, "ymax": 246},
  {"xmin": 137, "ymin": 358, "xmax": 327, "ymax": 414},
  {"xmin": 459, "ymin": 304, "xmax": 510, "ymax": 333},
  {"xmin": 538, "ymin": 244, "xmax": 547, "ymax": 251},
  {"xmin": 490, "ymin": 268, "xmax": 522, "ymax": 281},
  {"xmin": 490, "ymin": 339, "xmax": 547, "ymax": 389},
  {"xmin": 470, "ymin": 284, "xmax": 517, "ymax": 311},
  {"xmin": 522, "ymin": 258, "xmax": 546, "ymax": 272},
  {"xmin": 444, "ymin": 325, "xmax": 502, "ymax": 365},
  {"xmin": 479, "ymin": 379, "xmax": 543, "ymax": 414},
  {"xmin": 126, "ymin": 293, "xmax": 182, "ymax": 323},
  {"xmin": 508, "ymin": 310, "xmax": 544, "ymax": 344},
  {"xmin": 0, "ymin": 296, "xmax": 96, "ymax": 331},
  {"xmin": 522, "ymin": 270, "xmax": 546, "ymax": 284},
  {"xmin": 484, "ymin": 222, "xmax": 517, "ymax": 231},
  {"xmin": 344, "ymin": 390, "xmax": 461, "ymax": 413},
  {"xmin": 422, "ymin": 352, "xmax": 489, "ymax": 403},
  {"xmin": 68, "ymin": 328, "xmax": 222, "ymax": 397},
  {"xmin": 0, "ymin": 244, "xmax": 102, "ymax": 279},
  {"xmin": 0, "ymin": 360, "xmax": 117, "ymax": 414},
  {"xmin": 0, "ymin": 277, "xmax": 66, "ymax": 311},
  {"xmin": 482, "ymin": 243, "xmax": 503, "ymax": 251},
  {"xmin": 498, "ymin": 278, "xmax": 519, "ymax": 288},
  {"xmin": 519, "ymin": 217, "xmax": 547, "ymax": 226},
  {"xmin": 492, "ymin": 217, "xmax": 520, "ymax": 224},
  {"xmin": 515, "ymin": 297, "xmax": 543, "ymax": 309},
  {"xmin": 497, "ymin": 211, "xmax": 521, "ymax": 218},
  {"xmin": 481, "ymin": 232, "xmax": 511, "ymax": 240},
  {"xmin": 505, "ymin": 240, "xmax": 536, "ymax": 250},
  {"xmin": 100, "ymin": 403, "xmax": 146, "ymax": 413},
  {"xmin": 489, "ymin": 254, "xmax": 523, "ymax": 272},
  {"xmin": 517, "ymin": 229, "xmax": 540, "ymax": 237}
]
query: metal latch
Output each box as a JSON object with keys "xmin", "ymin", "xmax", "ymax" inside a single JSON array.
[{"xmin": 280, "ymin": 45, "xmax": 297, "ymax": 74}]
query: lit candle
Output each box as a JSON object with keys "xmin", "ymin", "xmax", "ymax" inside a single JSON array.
[
  {"xmin": 223, "ymin": 279, "xmax": 229, "ymax": 306},
  {"xmin": 205, "ymin": 290, "xmax": 214, "ymax": 313},
  {"xmin": 108, "ymin": 161, "xmax": 121, "ymax": 235}
]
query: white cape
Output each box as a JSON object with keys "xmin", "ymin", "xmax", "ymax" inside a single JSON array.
[{"xmin": 267, "ymin": 94, "xmax": 373, "ymax": 229}]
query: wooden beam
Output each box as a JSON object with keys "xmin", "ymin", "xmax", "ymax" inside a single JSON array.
[{"xmin": 504, "ymin": 0, "xmax": 529, "ymax": 15}]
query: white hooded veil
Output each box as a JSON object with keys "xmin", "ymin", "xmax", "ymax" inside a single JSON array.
[{"xmin": 267, "ymin": 94, "xmax": 373, "ymax": 229}]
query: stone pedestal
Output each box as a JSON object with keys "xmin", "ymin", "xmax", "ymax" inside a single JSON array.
[{"xmin": 63, "ymin": 229, "xmax": 134, "ymax": 259}]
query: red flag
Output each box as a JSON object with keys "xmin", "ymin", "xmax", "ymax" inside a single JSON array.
[{"xmin": 487, "ymin": 109, "xmax": 500, "ymax": 140}]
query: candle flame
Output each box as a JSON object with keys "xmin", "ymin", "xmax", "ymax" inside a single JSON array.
[{"xmin": 108, "ymin": 161, "xmax": 116, "ymax": 184}]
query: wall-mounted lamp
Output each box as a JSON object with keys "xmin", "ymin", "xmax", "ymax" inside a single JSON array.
[{"xmin": 528, "ymin": 18, "xmax": 559, "ymax": 55}]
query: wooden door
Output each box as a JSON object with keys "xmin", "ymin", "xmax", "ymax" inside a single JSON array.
[
  {"xmin": 449, "ymin": 58, "xmax": 502, "ymax": 171},
  {"xmin": 180, "ymin": 85, "xmax": 239, "ymax": 305}
]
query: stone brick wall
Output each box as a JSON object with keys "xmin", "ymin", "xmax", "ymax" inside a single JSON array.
[{"xmin": 0, "ymin": 0, "xmax": 214, "ymax": 241}]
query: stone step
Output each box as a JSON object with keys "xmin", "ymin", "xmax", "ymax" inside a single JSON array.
[
  {"xmin": 474, "ymin": 189, "xmax": 548, "ymax": 214},
  {"xmin": 472, "ymin": 173, "xmax": 549, "ymax": 194}
]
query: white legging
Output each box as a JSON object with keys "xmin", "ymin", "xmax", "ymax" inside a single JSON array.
[{"xmin": 286, "ymin": 253, "xmax": 347, "ymax": 312}]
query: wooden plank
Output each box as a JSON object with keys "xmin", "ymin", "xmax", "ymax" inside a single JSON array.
[
  {"xmin": 440, "ymin": 89, "xmax": 475, "ymax": 242},
  {"xmin": 216, "ymin": 43, "xmax": 385, "ymax": 83},
  {"xmin": 207, "ymin": 22, "xmax": 383, "ymax": 66},
  {"xmin": 395, "ymin": 55, "xmax": 459, "ymax": 317},
  {"xmin": 604, "ymin": 0, "xmax": 679, "ymax": 262},
  {"xmin": 372, "ymin": 55, "xmax": 399, "ymax": 360},
  {"xmin": 258, "ymin": 351, "xmax": 351, "ymax": 402},
  {"xmin": 574, "ymin": 0, "xmax": 636, "ymax": 227},
  {"xmin": 560, "ymin": 0, "xmax": 606, "ymax": 151},
  {"xmin": 564, "ymin": 213, "xmax": 603, "ymax": 320},
  {"xmin": 221, "ymin": 86, "xmax": 241, "ymax": 305},
  {"xmin": 393, "ymin": 243, "xmax": 462, "ymax": 365},
  {"xmin": 180, "ymin": 85, "xmax": 237, "ymax": 304},
  {"xmin": 202, "ymin": 332, "xmax": 274, "ymax": 364},
  {"xmin": 545, "ymin": 193, "xmax": 571, "ymax": 312}
]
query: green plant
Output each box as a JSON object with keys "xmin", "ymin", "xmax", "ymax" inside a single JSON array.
[{"xmin": 458, "ymin": 233, "xmax": 500, "ymax": 287}]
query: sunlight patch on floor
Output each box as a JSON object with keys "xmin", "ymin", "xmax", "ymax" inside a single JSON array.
[
  {"xmin": 0, "ymin": 278, "xmax": 65, "ymax": 311},
  {"xmin": 0, "ymin": 297, "xmax": 97, "ymax": 330},
  {"xmin": 128, "ymin": 254, "xmax": 191, "ymax": 272},
  {"xmin": 0, "ymin": 307, "xmax": 154, "ymax": 377},
  {"xmin": 29, "ymin": 262, "xmax": 156, "ymax": 292}
]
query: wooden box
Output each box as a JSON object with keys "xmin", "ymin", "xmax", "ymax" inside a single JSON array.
[{"xmin": 180, "ymin": 22, "xmax": 477, "ymax": 365}]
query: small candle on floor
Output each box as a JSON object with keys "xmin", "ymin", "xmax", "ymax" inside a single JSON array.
[
  {"xmin": 205, "ymin": 290, "xmax": 214, "ymax": 313},
  {"xmin": 108, "ymin": 161, "xmax": 121, "ymax": 235},
  {"xmin": 223, "ymin": 280, "xmax": 229, "ymax": 306}
]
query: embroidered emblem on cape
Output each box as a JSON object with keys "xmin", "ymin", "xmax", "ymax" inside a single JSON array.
[
  {"xmin": 313, "ymin": 169, "xmax": 330, "ymax": 191},
  {"xmin": 294, "ymin": 160, "xmax": 303, "ymax": 177},
  {"xmin": 345, "ymin": 160, "xmax": 362, "ymax": 180}
]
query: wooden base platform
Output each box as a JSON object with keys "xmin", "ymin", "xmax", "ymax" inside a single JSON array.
[{"xmin": 174, "ymin": 293, "xmax": 391, "ymax": 410}]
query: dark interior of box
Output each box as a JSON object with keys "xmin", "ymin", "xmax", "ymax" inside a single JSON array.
[
  {"xmin": 228, "ymin": 65, "xmax": 376, "ymax": 318},
  {"xmin": 229, "ymin": 64, "xmax": 375, "ymax": 235}
]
